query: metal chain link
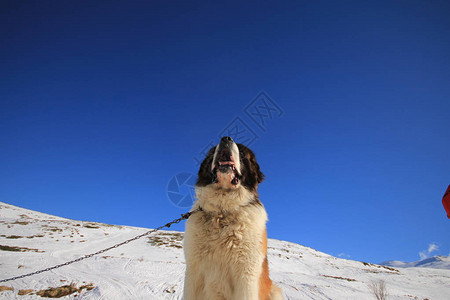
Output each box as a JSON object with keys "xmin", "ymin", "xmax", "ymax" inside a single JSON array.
[{"xmin": 0, "ymin": 209, "xmax": 201, "ymax": 283}]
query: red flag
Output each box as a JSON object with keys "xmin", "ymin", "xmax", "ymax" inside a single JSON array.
[{"xmin": 443, "ymin": 185, "xmax": 450, "ymax": 219}]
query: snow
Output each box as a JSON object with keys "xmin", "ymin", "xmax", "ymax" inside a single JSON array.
[{"xmin": 1, "ymin": 201, "xmax": 449, "ymax": 299}]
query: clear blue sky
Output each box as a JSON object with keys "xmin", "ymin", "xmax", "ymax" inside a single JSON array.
[{"xmin": 1, "ymin": 0, "xmax": 449, "ymax": 264}]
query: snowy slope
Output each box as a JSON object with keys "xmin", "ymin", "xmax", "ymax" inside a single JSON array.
[
  {"xmin": 1, "ymin": 201, "xmax": 449, "ymax": 300},
  {"xmin": 381, "ymin": 256, "xmax": 450, "ymax": 270}
]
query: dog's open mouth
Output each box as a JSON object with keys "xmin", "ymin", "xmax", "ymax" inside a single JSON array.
[
  {"xmin": 218, "ymin": 161, "xmax": 236, "ymax": 172},
  {"xmin": 216, "ymin": 148, "xmax": 235, "ymax": 172},
  {"xmin": 212, "ymin": 144, "xmax": 241, "ymax": 185}
]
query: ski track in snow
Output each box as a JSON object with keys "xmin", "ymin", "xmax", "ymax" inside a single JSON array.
[{"xmin": 1, "ymin": 201, "xmax": 449, "ymax": 299}]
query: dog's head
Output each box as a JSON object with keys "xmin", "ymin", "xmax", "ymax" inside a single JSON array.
[{"xmin": 196, "ymin": 136, "xmax": 264, "ymax": 192}]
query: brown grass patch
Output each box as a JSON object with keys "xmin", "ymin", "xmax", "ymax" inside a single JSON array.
[
  {"xmin": 0, "ymin": 245, "xmax": 44, "ymax": 253},
  {"xmin": 148, "ymin": 232, "xmax": 183, "ymax": 249},
  {"xmin": 27, "ymin": 235, "xmax": 45, "ymax": 239},
  {"xmin": 83, "ymin": 223, "xmax": 100, "ymax": 229},
  {"xmin": 361, "ymin": 261, "xmax": 399, "ymax": 273},
  {"xmin": 0, "ymin": 286, "xmax": 14, "ymax": 292},
  {"xmin": 12, "ymin": 220, "xmax": 30, "ymax": 225},
  {"xmin": 36, "ymin": 283, "xmax": 94, "ymax": 298},
  {"xmin": 322, "ymin": 275, "xmax": 357, "ymax": 282},
  {"xmin": 18, "ymin": 289, "xmax": 34, "ymax": 295},
  {"xmin": 5, "ymin": 235, "xmax": 23, "ymax": 239}
]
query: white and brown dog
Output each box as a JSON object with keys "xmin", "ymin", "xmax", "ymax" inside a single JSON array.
[{"xmin": 184, "ymin": 136, "xmax": 283, "ymax": 300}]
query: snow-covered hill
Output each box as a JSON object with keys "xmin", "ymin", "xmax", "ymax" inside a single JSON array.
[
  {"xmin": 1, "ymin": 201, "xmax": 449, "ymax": 299},
  {"xmin": 381, "ymin": 256, "xmax": 450, "ymax": 270}
]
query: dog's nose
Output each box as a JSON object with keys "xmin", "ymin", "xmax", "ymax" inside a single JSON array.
[{"xmin": 221, "ymin": 136, "xmax": 234, "ymax": 143}]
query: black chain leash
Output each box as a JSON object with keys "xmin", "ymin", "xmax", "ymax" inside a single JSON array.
[{"xmin": 0, "ymin": 209, "xmax": 201, "ymax": 284}]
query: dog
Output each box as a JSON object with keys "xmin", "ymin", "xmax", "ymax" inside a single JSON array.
[{"xmin": 183, "ymin": 136, "xmax": 283, "ymax": 300}]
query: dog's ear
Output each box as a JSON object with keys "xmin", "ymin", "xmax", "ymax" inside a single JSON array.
[
  {"xmin": 238, "ymin": 144, "xmax": 264, "ymax": 190},
  {"xmin": 250, "ymin": 151, "xmax": 265, "ymax": 184},
  {"xmin": 196, "ymin": 146, "xmax": 216, "ymax": 186}
]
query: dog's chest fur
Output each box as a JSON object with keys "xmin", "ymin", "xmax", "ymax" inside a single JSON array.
[
  {"xmin": 193, "ymin": 207, "xmax": 260, "ymax": 254},
  {"xmin": 183, "ymin": 186, "xmax": 268, "ymax": 298},
  {"xmin": 186, "ymin": 187, "xmax": 267, "ymax": 252}
]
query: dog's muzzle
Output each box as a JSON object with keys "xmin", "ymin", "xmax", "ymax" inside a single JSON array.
[{"xmin": 211, "ymin": 137, "xmax": 241, "ymax": 185}]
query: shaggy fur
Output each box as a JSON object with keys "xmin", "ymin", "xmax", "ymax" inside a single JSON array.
[{"xmin": 183, "ymin": 137, "xmax": 283, "ymax": 300}]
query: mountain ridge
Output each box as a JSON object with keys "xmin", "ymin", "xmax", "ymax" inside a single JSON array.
[{"xmin": 380, "ymin": 255, "xmax": 450, "ymax": 270}]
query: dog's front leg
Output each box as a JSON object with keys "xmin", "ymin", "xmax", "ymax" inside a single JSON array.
[
  {"xmin": 183, "ymin": 267, "xmax": 194, "ymax": 300},
  {"xmin": 183, "ymin": 265, "xmax": 206, "ymax": 300},
  {"xmin": 233, "ymin": 261, "xmax": 262, "ymax": 300},
  {"xmin": 234, "ymin": 276, "xmax": 260, "ymax": 300}
]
